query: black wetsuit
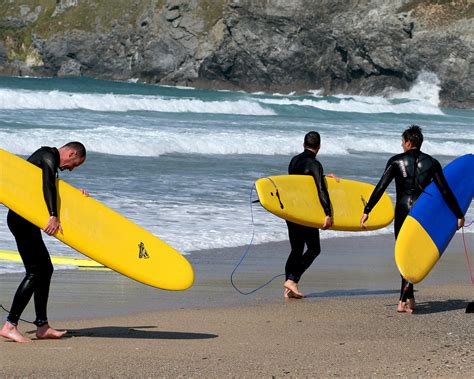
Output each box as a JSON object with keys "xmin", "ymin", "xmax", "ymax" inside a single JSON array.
[
  {"xmin": 285, "ymin": 149, "xmax": 332, "ymax": 283},
  {"xmin": 364, "ymin": 149, "xmax": 464, "ymax": 301},
  {"xmin": 7, "ymin": 147, "xmax": 60, "ymax": 327}
]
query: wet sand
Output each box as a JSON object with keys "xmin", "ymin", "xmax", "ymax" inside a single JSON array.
[{"xmin": 1, "ymin": 234, "xmax": 473, "ymax": 377}]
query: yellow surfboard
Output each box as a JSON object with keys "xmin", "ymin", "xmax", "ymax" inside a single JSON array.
[
  {"xmin": 0, "ymin": 249, "xmax": 109, "ymax": 271},
  {"xmin": 0, "ymin": 148, "xmax": 193, "ymax": 290},
  {"xmin": 255, "ymin": 175, "xmax": 394, "ymax": 231}
]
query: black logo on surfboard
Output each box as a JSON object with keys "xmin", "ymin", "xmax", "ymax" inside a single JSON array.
[{"xmin": 138, "ymin": 242, "xmax": 150, "ymax": 259}]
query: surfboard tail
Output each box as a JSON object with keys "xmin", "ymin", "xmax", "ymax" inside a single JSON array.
[{"xmin": 395, "ymin": 216, "xmax": 440, "ymax": 284}]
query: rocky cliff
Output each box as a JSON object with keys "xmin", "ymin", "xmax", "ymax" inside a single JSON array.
[{"xmin": 0, "ymin": 0, "xmax": 472, "ymax": 108}]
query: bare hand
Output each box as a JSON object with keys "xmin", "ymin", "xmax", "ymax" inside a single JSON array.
[
  {"xmin": 458, "ymin": 217, "xmax": 465, "ymax": 230},
  {"xmin": 326, "ymin": 173, "xmax": 341, "ymax": 183},
  {"xmin": 80, "ymin": 188, "xmax": 89, "ymax": 197},
  {"xmin": 44, "ymin": 216, "xmax": 63, "ymax": 236},
  {"xmin": 360, "ymin": 213, "xmax": 369, "ymax": 229},
  {"xmin": 322, "ymin": 215, "xmax": 333, "ymax": 230}
]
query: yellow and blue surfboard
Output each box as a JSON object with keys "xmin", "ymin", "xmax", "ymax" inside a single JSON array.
[{"xmin": 395, "ymin": 154, "xmax": 473, "ymax": 284}]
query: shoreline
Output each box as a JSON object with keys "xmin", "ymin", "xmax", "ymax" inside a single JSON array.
[
  {"xmin": 1, "ymin": 233, "xmax": 472, "ymax": 321},
  {"xmin": 1, "ymin": 233, "xmax": 473, "ymax": 377}
]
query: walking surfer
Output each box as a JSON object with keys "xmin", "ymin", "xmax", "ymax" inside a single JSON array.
[
  {"xmin": 0, "ymin": 142, "xmax": 87, "ymax": 342},
  {"xmin": 360, "ymin": 126, "xmax": 464, "ymax": 313},
  {"xmin": 284, "ymin": 131, "xmax": 333, "ymax": 298}
]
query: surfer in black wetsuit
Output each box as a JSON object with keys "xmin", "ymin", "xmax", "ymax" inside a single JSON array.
[
  {"xmin": 0, "ymin": 142, "xmax": 86, "ymax": 343},
  {"xmin": 360, "ymin": 125, "xmax": 465, "ymax": 313},
  {"xmin": 284, "ymin": 131, "xmax": 334, "ymax": 299}
]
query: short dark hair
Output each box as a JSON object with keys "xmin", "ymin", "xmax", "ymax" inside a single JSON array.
[
  {"xmin": 304, "ymin": 131, "xmax": 321, "ymax": 149},
  {"xmin": 402, "ymin": 125, "xmax": 423, "ymax": 149},
  {"xmin": 62, "ymin": 141, "xmax": 86, "ymax": 158}
]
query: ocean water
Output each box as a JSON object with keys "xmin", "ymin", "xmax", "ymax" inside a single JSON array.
[{"xmin": 0, "ymin": 73, "xmax": 472, "ymax": 274}]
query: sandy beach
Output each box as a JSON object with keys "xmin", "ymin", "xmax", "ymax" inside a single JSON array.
[{"xmin": 1, "ymin": 234, "xmax": 473, "ymax": 377}]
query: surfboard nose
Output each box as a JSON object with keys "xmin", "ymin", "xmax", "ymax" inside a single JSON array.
[
  {"xmin": 395, "ymin": 216, "xmax": 440, "ymax": 284},
  {"xmin": 171, "ymin": 259, "xmax": 194, "ymax": 290}
]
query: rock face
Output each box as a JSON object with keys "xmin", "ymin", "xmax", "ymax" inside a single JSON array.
[{"xmin": 0, "ymin": 0, "xmax": 472, "ymax": 108}]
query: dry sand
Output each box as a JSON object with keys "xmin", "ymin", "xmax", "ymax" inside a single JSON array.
[{"xmin": 1, "ymin": 235, "xmax": 473, "ymax": 377}]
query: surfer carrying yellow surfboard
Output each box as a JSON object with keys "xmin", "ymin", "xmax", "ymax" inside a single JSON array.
[
  {"xmin": 360, "ymin": 126, "xmax": 465, "ymax": 313},
  {"xmin": 0, "ymin": 142, "xmax": 86, "ymax": 343},
  {"xmin": 284, "ymin": 131, "xmax": 333, "ymax": 299}
]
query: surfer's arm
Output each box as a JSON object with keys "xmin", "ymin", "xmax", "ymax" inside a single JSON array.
[
  {"xmin": 40, "ymin": 153, "xmax": 59, "ymax": 217},
  {"xmin": 310, "ymin": 163, "xmax": 332, "ymax": 217},
  {"xmin": 363, "ymin": 161, "xmax": 395, "ymax": 216},
  {"xmin": 361, "ymin": 161, "xmax": 395, "ymax": 229},
  {"xmin": 40, "ymin": 152, "xmax": 63, "ymax": 235},
  {"xmin": 432, "ymin": 162, "xmax": 465, "ymax": 221}
]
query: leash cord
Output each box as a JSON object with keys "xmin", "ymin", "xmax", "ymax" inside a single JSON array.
[
  {"xmin": 461, "ymin": 222, "xmax": 474, "ymax": 285},
  {"xmin": 230, "ymin": 184, "xmax": 284, "ymax": 295},
  {"xmin": 0, "ymin": 304, "xmax": 35, "ymax": 324}
]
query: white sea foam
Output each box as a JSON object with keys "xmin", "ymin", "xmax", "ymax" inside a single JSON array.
[
  {"xmin": 1, "ymin": 126, "xmax": 472, "ymax": 157},
  {"xmin": 260, "ymin": 94, "xmax": 444, "ymax": 115},
  {"xmin": 0, "ymin": 73, "xmax": 446, "ymax": 116},
  {"xmin": 390, "ymin": 71, "xmax": 441, "ymax": 106},
  {"xmin": 0, "ymin": 89, "xmax": 275, "ymax": 115},
  {"xmin": 259, "ymin": 71, "xmax": 444, "ymax": 115}
]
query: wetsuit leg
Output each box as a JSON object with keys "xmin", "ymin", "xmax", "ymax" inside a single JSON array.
[
  {"xmin": 285, "ymin": 221, "xmax": 321, "ymax": 283},
  {"xmin": 394, "ymin": 202, "xmax": 414, "ymax": 302},
  {"xmin": 6, "ymin": 211, "xmax": 53, "ymax": 326}
]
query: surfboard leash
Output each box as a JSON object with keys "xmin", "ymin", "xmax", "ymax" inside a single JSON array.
[
  {"xmin": 230, "ymin": 184, "xmax": 284, "ymax": 295},
  {"xmin": 460, "ymin": 223, "xmax": 474, "ymax": 285},
  {"xmin": 0, "ymin": 304, "xmax": 35, "ymax": 324}
]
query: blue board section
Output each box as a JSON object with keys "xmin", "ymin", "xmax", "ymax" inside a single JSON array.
[{"xmin": 409, "ymin": 154, "xmax": 474, "ymax": 255}]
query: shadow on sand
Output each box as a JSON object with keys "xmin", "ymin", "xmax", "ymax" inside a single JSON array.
[
  {"xmin": 305, "ymin": 288, "xmax": 399, "ymax": 298},
  {"xmin": 410, "ymin": 299, "xmax": 470, "ymax": 315},
  {"xmin": 60, "ymin": 326, "xmax": 218, "ymax": 340}
]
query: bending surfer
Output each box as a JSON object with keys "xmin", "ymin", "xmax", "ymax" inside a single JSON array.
[
  {"xmin": 0, "ymin": 142, "xmax": 87, "ymax": 342},
  {"xmin": 360, "ymin": 126, "xmax": 465, "ymax": 313},
  {"xmin": 284, "ymin": 131, "xmax": 333, "ymax": 299}
]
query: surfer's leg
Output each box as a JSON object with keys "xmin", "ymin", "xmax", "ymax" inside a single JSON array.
[
  {"xmin": 301, "ymin": 227, "xmax": 321, "ymax": 274},
  {"xmin": 285, "ymin": 221, "xmax": 305, "ymax": 282},
  {"xmin": 394, "ymin": 205, "xmax": 412, "ymax": 312},
  {"xmin": 398, "ymin": 276, "xmax": 414, "ymax": 313},
  {"xmin": 7, "ymin": 211, "xmax": 55, "ymax": 327},
  {"xmin": 7, "ymin": 272, "xmax": 36, "ymax": 325},
  {"xmin": 32, "ymin": 241, "xmax": 54, "ymax": 327},
  {"xmin": 6, "ymin": 211, "xmax": 38, "ymax": 326},
  {"xmin": 284, "ymin": 222, "xmax": 305, "ymax": 298}
]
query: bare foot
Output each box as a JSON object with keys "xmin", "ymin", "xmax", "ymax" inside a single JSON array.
[
  {"xmin": 0, "ymin": 322, "xmax": 31, "ymax": 343},
  {"xmin": 283, "ymin": 288, "xmax": 299, "ymax": 299},
  {"xmin": 284, "ymin": 280, "xmax": 304, "ymax": 299},
  {"xmin": 397, "ymin": 301, "xmax": 414, "ymax": 314},
  {"xmin": 397, "ymin": 301, "xmax": 407, "ymax": 312},
  {"xmin": 36, "ymin": 324, "xmax": 67, "ymax": 339},
  {"xmin": 407, "ymin": 298, "xmax": 416, "ymax": 311}
]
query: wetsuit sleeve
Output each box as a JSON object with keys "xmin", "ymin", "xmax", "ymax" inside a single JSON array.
[
  {"xmin": 432, "ymin": 160, "xmax": 464, "ymax": 219},
  {"xmin": 310, "ymin": 162, "xmax": 332, "ymax": 217},
  {"xmin": 40, "ymin": 153, "xmax": 58, "ymax": 217},
  {"xmin": 364, "ymin": 160, "xmax": 395, "ymax": 215}
]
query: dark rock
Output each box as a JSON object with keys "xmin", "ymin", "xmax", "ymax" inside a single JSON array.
[
  {"xmin": 0, "ymin": 0, "xmax": 472, "ymax": 108},
  {"xmin": 0, "ymin": 42, "xmax": 7, "ymax": 64}
]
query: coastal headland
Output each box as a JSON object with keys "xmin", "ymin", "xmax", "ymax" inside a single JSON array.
[{"xmin": 0, "ymin": 0, "xmax": 472, "ymax": 108}]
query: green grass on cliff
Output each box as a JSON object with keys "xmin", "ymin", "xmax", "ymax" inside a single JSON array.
[
  {"xmin": 0, "ymin": 0, "xmax": 228, "ymax": 63},
  {"xmin": 195, "ymin": 0, "xmax": 226, "ymax": 29},
  {"xmin": 0, "ymin": 0, "xmax": 159, "ymax": 62},
  {"xmin": 398, "ymin": 0, "xmax": 474, "ymax": 22}
]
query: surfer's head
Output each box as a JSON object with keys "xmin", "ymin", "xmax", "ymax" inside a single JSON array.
[
  {"xmin": 59, "ymin": 141, "xmax": 87, "ymax": 171},
  {"xmin": 402, "ymin": 125, "xmax": 423, "ymax": 151},
  {"xmin": 304, "ymin": 131, "xmax": 321, "ymax": 151}
]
